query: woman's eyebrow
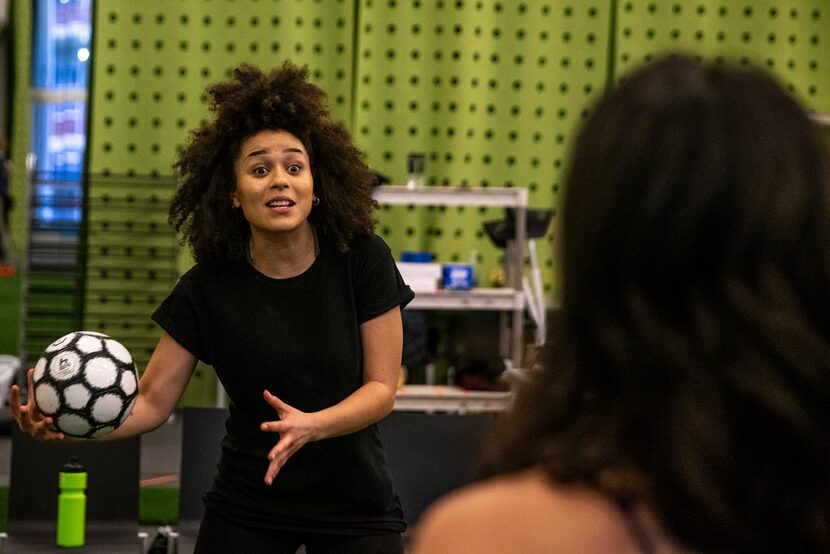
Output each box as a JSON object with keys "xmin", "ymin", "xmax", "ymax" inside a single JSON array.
[{"xmin": 244, "ymin": 147, "xmax": 305, "ymax": 159}]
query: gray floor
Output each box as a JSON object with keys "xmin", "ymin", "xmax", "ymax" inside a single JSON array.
[{"xmin": 0, "ymin": 410, "xmax": 183, "ymax": 487}]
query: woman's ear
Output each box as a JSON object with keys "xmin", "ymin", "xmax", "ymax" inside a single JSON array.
[{"xmin": 231, "ymin": 191, "xmax": 240, "ymax": 208}]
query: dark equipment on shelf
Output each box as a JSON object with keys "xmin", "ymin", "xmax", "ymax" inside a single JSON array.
[
  {"xmin": 483, "ymin": 207, "xmax": 554, "ymax": 348},
  {"xmin": 483, "ymin": 208, "xmax": 554, "ymax": 249}
]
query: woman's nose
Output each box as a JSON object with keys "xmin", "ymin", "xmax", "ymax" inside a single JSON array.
[{"xmin": 270, "ymin": 169, "xmax": 289, "ymax": 188}]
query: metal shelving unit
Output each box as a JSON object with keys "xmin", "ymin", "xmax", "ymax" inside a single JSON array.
[
  {"xmin": 408, "ymin": 288, "xmax": 523, "ymax": 311},
  {"xmin": 393, "ymin": 384, "xmax": 511, "ymax": 414},
  {"xmin": 809, "ymin": 112, "xmax": 830, "ymax": 127},
  {"xmin": 373, "ymin": 185, "xmax": 528, "ymax": 366}
]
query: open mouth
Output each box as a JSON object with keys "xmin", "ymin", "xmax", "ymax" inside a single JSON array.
[{"xmin": 265, "ymin": 199, "xmax": 295, "ymax": 208}]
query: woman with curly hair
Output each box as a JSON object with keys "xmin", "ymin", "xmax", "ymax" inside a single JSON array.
[
  {"xmin": 12, "ymin": 62, "xmax": 413, "ymax": 553},
  {"xmin": 413, "ymin": 55, "xmax": 830, "ymax": 553}
]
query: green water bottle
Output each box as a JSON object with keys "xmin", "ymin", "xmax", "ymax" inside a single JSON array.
[{"xmin": 56, "ymin": 457, "xmax": 87, "ymax": 548}]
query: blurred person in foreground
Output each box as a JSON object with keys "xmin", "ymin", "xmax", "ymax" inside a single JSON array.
[{"xmin": 413, "ymin": 55, "xmax": 830, "ymax": 553}]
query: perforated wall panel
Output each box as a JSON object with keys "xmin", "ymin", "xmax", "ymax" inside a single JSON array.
[
  {"xmin": 62, "ymin": 0, "xmax": 829, "ymax": 400},
  {"xmin": 615, "ymin": 1, "xmax": 830, "ymax": 113},
  {"xmin": 88, "ymin": 0, "xmax": 356, "ymax": 175},
  {"xmin": 354, "ymin": 1, "xmax": 612, "ymax": 295}
]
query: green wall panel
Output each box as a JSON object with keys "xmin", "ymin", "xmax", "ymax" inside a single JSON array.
[
  {"xmin": 354, "ymin": 1, "xmax": 612, "ymax": 295},
  {"xmin": 37, "ymin": 0, "xmax": 824, "ymax": 400},
  {"xmin": 8, "ymin": 0, "xmax": 32, "ymax": 266},
  {"xmin": 88, "ymin": 0, "xmax": 356, "ymax": 174},
  {"xmin": 615, "ymin": 1, "xmax": 830, "ymax": 113}
]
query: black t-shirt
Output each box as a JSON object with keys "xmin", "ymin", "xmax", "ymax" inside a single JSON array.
[{"xmin": 152, "ymin": 233, "xmax": 414, "ymax": 534}]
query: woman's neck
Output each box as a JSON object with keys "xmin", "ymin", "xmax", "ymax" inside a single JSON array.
[{"xmin": 248, "ymin": 223, "xmax": 316, "ymax": 279}]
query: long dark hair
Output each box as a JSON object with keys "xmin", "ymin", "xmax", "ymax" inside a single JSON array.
[
  {"xmin": 495, "ymin": 56, "xmax": 830, "ymax": 552},
  {"xmin": 169, "ymin": 62, "xmax": 376, "ymax": 262}
]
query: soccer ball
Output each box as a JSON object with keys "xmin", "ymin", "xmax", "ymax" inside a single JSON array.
[{"xmin": 33, "ymin": 331, "xmax": 138, "ymax": 438}]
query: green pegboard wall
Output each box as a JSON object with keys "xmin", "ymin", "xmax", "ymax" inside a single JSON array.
[
  {"xmin": 354, "ymin": 1, "xmax": 612, "ymax": 296},
  {"xmin": 62, "ymin": 0, "xmax": 829, "ymax": 397},
  {"xmin": 88, "ymin": 0, "xmax": 356, "ymax": 175},
  {"xmin": 615, "ymin": 1, "xmax": 830, "ymax": 113}
]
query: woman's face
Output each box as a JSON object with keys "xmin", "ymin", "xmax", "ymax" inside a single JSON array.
[{"xmin": 232, "ymin": 129, "xmax": 315, "ymax": 240}]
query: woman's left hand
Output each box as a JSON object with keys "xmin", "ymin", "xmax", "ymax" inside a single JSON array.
[{"xmin": 260, "ymin": 390, "xmax": 320, "ymax": 485}]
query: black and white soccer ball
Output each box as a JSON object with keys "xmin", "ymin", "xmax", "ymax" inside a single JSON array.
[{"xmin": 33, "ymin": 331, "xmax": 138, "ymax": 438}]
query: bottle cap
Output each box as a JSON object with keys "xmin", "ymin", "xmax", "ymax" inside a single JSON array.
[{"xmin": 62, "ymin": 457, "xmax": 85, "ymax": 473}]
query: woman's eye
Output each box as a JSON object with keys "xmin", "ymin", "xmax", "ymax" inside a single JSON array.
[
  {"xmin": 287, "ymin": 163, "xmax": 302, "ymax": 174},
  {"xmin": 253, "ymin": 166, "xmax": 268, "ymax": 176}
]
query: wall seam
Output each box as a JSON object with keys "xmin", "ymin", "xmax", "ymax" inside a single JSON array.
[{"xmin": 605, "ymin": 0, "xmax": 619, "ymax": 88}]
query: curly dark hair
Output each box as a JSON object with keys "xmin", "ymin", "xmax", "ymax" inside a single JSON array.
[
  {"xmin": 492, "ymin": 56, "xmax": 830, "ymax": 552},
  {"xmin": 169, "ymin": 62, "xmax": 377, "ymax": 261}
]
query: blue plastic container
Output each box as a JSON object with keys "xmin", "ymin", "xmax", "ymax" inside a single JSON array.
[
  {"xmin": 401, "ymin": 251, "xmax": 433, "ymax": 263},
  {"xmin": 442, "ymin": 264, "xmax": 474, "ymax": 290}
]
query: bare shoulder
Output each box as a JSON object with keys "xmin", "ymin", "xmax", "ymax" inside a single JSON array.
[{"xmin": 411, "ymin": 469, "xmax": 642, "ymax": 554}]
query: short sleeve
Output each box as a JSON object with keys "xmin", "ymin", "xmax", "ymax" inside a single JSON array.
[
  {"xmin": 151, "ymin": 268, "xmax": 212, "ymax": 363},
  {"xmin": 352, "ymin": 234, "xmax": 415, "ymax": 324}
]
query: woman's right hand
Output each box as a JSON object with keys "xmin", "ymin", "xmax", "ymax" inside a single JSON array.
[{"xmin": 9, "ymin": 368, "xmax": 65, "ymax": 440}]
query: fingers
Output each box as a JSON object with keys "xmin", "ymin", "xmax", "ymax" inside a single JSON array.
[
  {"xmin": 28, "ymin": 416, "xmax": 64, "ymax": 440},
  {"xmin": 263, "ymin": 441, "xmax": 299, "ymax": 486},
  {"xmin": 262, "ymin": 390, "xmax": 289, "ymax": 412},
  {"xmin": 39, "ymin": 422, "xmax": 65, "ymax": 441},
  {"xmin": 25, "ymin": 368, "xmax": 38, "ymax": 412},
  {"xmin": 9, "ymin": 383, "xmax": 20, "ymax": 416},
  {"xmin": 264, "ymin": 458, "xmax": 280, "ymax": 486},
  {"xmin": 260, "ymin": 419, "xmax": 286, "ymax": 433},
  {"xmin": 261, "ymin": 391, "xmax": 292, "ymax": 432},
  {"xmin": 259, "ymin": 391, "xmax": 313, "ymax": 485},
  {"xmin": 10, "ymin": 368, "xmax": 64, "ymax": 441},
  {"xmin": 17, "ymin": 409, "xmax": 57, "ymax": 438},
  {"xmin": 268, "ymin": 437, "xmax": 290, "ymax": 462},
  {"xmin": 26, "ymin": 368, "xmax": 35, "ymax": 404},
  {"xmin": 264, "ymin": 449, "xmax": 282, "ymax": 485},
  {"xmin": 9, "ymin": 373, "xmax": 34, "ymax": 421},
  {"xmin": 25, "ymin": 368, "xmax": 41, "ymax": 421}
]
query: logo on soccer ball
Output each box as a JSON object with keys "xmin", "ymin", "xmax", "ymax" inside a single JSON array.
[
  {"xmin": 33, "ymin": 331, "xmax": 139, "ymax": 438},
  {"xmin": 55, "ymin": 355, "xmax": 76, "ymax": 379}
]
